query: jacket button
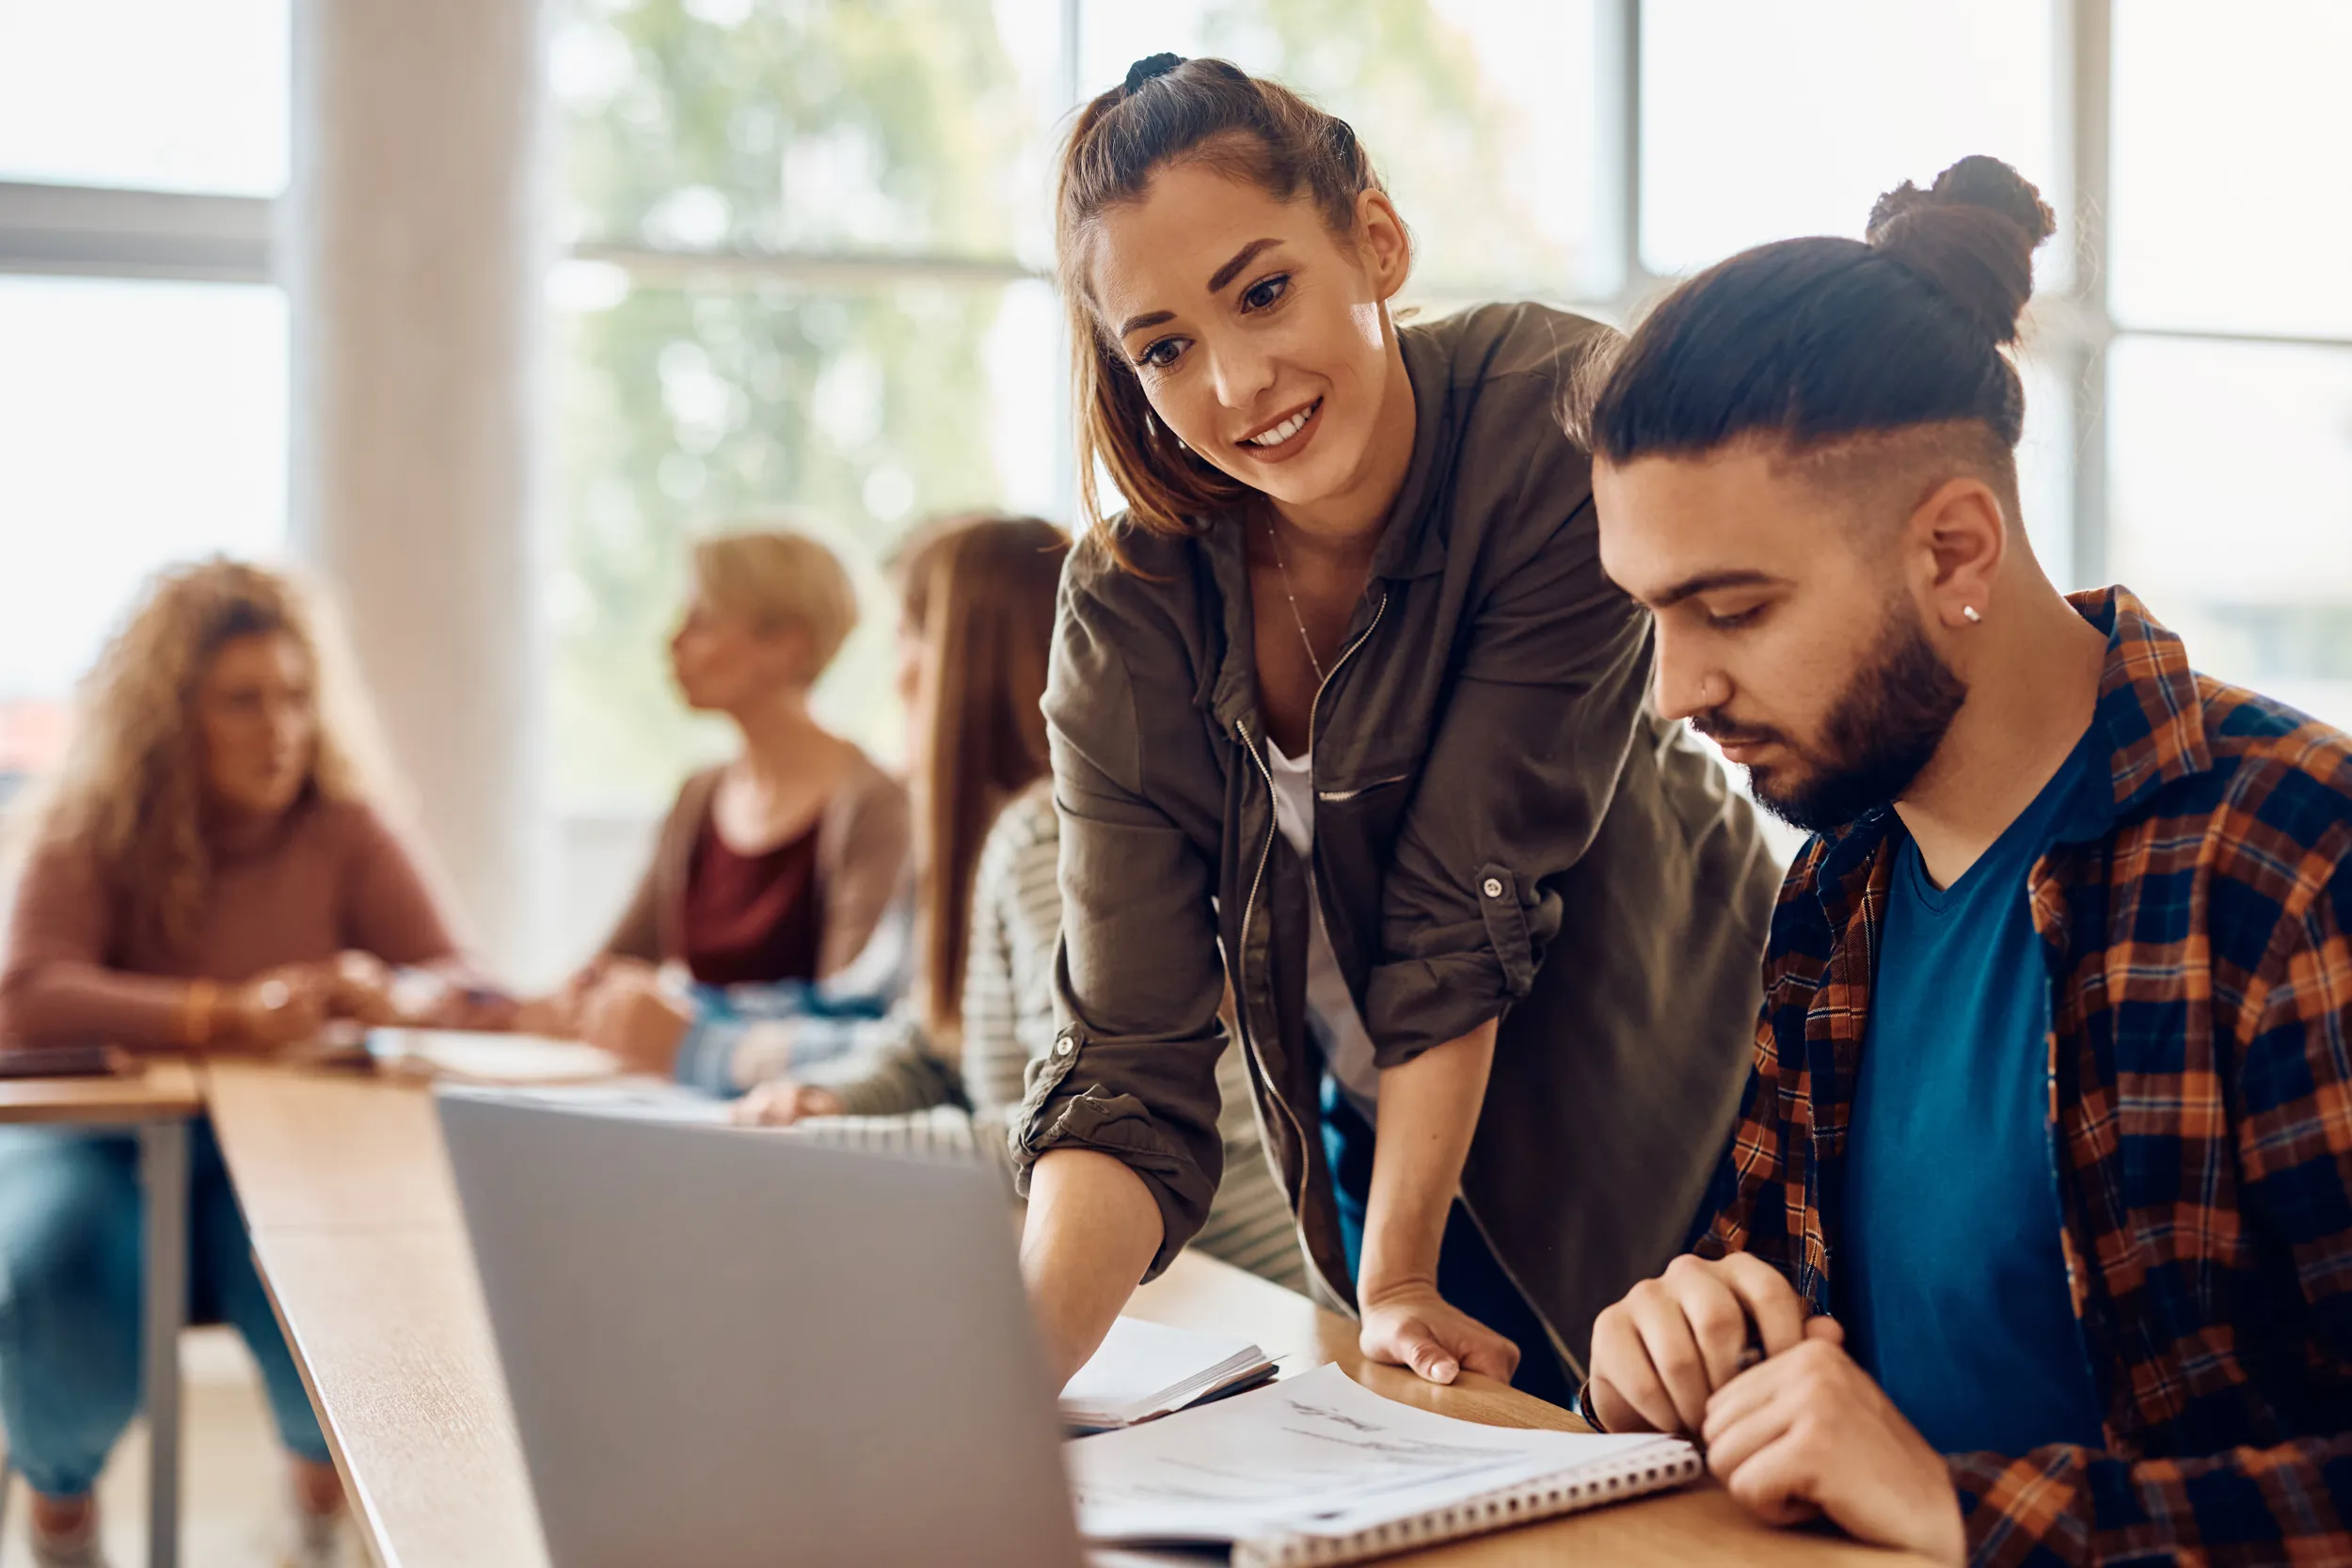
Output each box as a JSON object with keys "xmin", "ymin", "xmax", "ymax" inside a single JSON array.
[
  {"xmin": 1053, "ymin": 1035, "xmax": 1075, "ymax": 1058},
  {"xmin": 1481, "ymin": 877, "xmax": 1505, "ymax": 899}
]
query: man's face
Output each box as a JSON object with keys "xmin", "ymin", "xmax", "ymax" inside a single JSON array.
[{"xmin": 1595, "ymin": 441, "xmax": 1967, "ymax": 834}]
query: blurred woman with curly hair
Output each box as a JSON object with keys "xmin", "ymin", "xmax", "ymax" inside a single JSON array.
[{"xmin": 0, "ymin": 557, "xmax": 484, "ymax": 1567}]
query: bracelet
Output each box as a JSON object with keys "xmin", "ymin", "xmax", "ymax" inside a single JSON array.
[
  {"xmin": 1572, "ymin": 1377, "xmax": 1607, "ymax": 1433},
  {"xmin": 182, "ymin": 978, "xmax": 218, "ymax": 1047}
]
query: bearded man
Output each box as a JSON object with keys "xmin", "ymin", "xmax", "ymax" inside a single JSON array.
[{"xmin": 1572, "ymin": 156, "xmax": 2352, "ymax": 1566}]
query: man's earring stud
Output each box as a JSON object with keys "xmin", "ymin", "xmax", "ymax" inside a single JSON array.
[{"xmin": 1962, "ymin": 605, "xmax": 1983, "ymax": 625}]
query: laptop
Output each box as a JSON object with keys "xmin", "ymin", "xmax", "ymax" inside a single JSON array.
[{"xmin": 437, "ymin": 1089, "xmax": 1087, "ymax": 1568}]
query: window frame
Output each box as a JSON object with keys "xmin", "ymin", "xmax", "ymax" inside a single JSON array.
[{"xmin": 8, "ymin": 0, "xmax": 2349, "ymax": 635}]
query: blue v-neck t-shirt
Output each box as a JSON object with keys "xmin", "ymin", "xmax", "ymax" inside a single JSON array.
[{"xmin": 1837, "ymin": 730, "xmax": 2109, "ymax": 1456}]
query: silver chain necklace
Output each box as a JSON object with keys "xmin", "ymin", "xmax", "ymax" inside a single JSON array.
[{"xmin": 1263, "ymin": 515, "xmax": 1327, "ymax": 687}]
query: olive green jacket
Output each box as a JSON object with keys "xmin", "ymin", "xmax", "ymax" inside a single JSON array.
[{"xmin": 1012, "ymin": 304, "xmax": 1780, "ymax": 1374}]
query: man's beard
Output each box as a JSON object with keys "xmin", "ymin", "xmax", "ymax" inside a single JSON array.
[{"xmin": 1694, "ymin": 604, "xmax": 1967, "ymax": 836}]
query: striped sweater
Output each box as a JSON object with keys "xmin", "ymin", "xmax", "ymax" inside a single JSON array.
[{"xmin": 782, "ymin": 785, "xmax": 1307, "ymax": 1294}]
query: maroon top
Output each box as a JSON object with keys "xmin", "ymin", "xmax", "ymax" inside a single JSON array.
[{"xmin": 679, "ymin": 808, "xmax": 825, "ymax": 987}]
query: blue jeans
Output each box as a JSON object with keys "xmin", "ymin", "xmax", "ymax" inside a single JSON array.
[
  {"xmin": 0, "ymin": 1118, "xmax": 328, "ymax": 1497},
  {"xmin": 1321, "ymin": 1080, "xmax": 1579, "ymax": 1409}
]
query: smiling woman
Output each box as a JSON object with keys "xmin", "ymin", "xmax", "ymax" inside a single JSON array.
[{"xmin": 1012, "ymin": 54, "xmax": 1785, "ymax": 1413}]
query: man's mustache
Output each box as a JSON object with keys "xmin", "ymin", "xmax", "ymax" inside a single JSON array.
[{"xmin": 1690, "ymin": 711, "xmax": 1788, "ymax": 752}]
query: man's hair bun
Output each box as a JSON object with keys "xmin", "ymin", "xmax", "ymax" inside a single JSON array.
[{"xmin": 1865, "ymin": 155, "xmax": 2055, "ymax": 345}]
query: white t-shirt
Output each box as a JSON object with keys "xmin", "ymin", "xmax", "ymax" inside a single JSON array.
[{"xmin": 1263, "ymin": 736, "xmax": 1382, "ymax": 1127}]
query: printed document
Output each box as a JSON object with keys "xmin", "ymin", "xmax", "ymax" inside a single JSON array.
[{"xmin": 1069, "ymin": 1363, "xmax": 1684, "ymax": 1545}]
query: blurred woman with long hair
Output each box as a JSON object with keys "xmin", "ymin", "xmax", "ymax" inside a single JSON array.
[
  {"xmin": 739, "ymin": 514, "xmax": 1306, "ymax": 1292},
  {"xmin": 0, "ymin": 558, "xmax": 481, "ymax": 1566}
]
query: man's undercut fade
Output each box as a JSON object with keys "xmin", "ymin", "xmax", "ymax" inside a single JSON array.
[{"xmin": 1770, "ymin": 421, "xmax": 2026, "ymax": 537}]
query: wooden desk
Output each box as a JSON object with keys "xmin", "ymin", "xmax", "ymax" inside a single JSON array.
[
  {"xmin": 0, "ymin": 1058, "xmax": 205, "ymax": 1568},
  {"xmin": 201, "ymin": 1061, "xmax": 461, "ymax": 1233},
  {"xmin": 0, "ymin": 1058, "xmax": 202, "ymax": 1125},
  {"xmin": 203, "ymin": 1063, "xmax": 544, "ymax": 1568},
  {"xmin": 205, "ymin": 1066, "xmax": 1921, "ymax": 1568}
]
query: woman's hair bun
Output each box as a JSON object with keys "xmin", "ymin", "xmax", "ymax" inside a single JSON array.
[{"xmin": 1865, "ymin": 155, "xmax": 2055, "ymax": 345}]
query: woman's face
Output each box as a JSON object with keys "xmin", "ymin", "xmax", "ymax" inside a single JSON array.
[
  {"xmin": 195, "ymin": 631, "xmax": 317, "ymax": 819},
  {"xmin": 1087, "ymin": 163, "xmax": 1412, "ymax": 531},
  {"xmin": 668, "ymin": 592, "xmax": 806, "ymax": 715}
]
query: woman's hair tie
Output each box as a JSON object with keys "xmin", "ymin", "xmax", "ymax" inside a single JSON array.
[{"xmin": 1122, "ymin": 52, "xmax": 1184, "ymax": 97}]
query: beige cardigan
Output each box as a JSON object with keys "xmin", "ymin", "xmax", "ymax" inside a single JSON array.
[{"xmin": 601, "ymin": 751, "xmax": 911, "ymax": 982}]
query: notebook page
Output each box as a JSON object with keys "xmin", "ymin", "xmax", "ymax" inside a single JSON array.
[
  {"xmin": 1069, "ymin": 1363, "xmax": 1684, "ymax": 1545},
  {"xmin": 1062, "ymin": 1318, "xmax": 1264, "ymax": 1423}
]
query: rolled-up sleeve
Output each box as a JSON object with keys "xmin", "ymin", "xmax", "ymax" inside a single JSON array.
[
  {"xmin": 1362, "ymin": 490, "xmax": 1652, "ymax": 1066},
  {"xmin": 1009, "ymin": 563, "xmax": 1230, "ymax": 1280}
]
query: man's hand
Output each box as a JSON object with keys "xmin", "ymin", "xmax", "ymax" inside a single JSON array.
[
  {"xmin": 1701, "ymin": 1332, "xmax": 1965, "ymax": 1565},
  {"xmin": 1586, "ymin": 1252, "xmax": 1814, "ymax": 1433},
  {"xmin": 1359, "ymin": 1279, "xmax": 1518, "ymax": 1386}
]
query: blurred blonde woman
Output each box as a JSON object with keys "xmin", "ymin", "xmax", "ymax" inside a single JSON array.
[
  {"xmin": 554, "ymin": 527, "xmax": 913, "ymax": 1071},
  {"xmin": 0, "ymin": 558, "xmax": 484, "ymax": 1567}
]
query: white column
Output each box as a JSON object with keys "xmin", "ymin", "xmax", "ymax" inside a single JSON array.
[{"xmin": 285, "ymin": 0, "xmax": 551, "ymax": 974}]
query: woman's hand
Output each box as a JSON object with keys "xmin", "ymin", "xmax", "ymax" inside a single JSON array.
[
  {"xmin": 578, "ymin": 965, "xmax": 694, "ymax": 1072},
  {"xmin": 218, "ymin": 953, "xmax": 407, "ymax": 1050},
  {"xmin": 1358, "ymin": 1277, "xmax": 1520, "ymax": 1386},
  {"xmin": 225, "ymin": 965, "xmax": 334, "ymax": 1048},
  {"xmin": 732, "ymin": 1081, "xmax": 845, "ymax": 1126},
  {"xmin": 515, "ymin": 956, "xmax": 643, "ymax": 1041},
  {"xmin": 327, "ymin": 951, "xmax": 400, "ymax": 1026},
  {"xmin": 419, "ymin": 984, "xmax": 520, "ymax": 1033},
  {"xmin": 505, "ymin": 994, "xmax": 573, "ymax": 1038},
  {"xmin": 1358, "ymin": 1022, "xmax": 1506, "ymax": 1386}
]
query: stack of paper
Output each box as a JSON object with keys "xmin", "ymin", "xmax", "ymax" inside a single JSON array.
[
  {"xmin": 368, "ymin": 1028, "xmax": 623, "ymax": 1086},
  {"xmin": 1059, "ymin": 1317, "xmax": 1278, "ymax": 1433},
  {"xmin": 1067, "ymin": 1362, "xmax": 1699, "ymax": 1566}
]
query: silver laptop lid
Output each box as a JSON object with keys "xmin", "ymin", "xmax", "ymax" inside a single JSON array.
[{"xmin": 437, "ymin": 1089, "xmax": 1084, "ymax": 1568}]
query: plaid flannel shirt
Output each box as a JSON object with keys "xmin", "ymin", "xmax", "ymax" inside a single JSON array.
[{"xmin": 1694, "ymin": 587, "xmax": 2352, "ymax": 1566}]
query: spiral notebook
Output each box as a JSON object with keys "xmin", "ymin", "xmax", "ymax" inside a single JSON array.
[{"xmin": 1067, "ymin": 1363, "xmax": 1698, "ymax": 1567}]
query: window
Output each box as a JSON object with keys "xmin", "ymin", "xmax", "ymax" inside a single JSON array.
[
  {"xmin": 2109, "ymin": 0, "xmax": 2352, "ymax": 339},
  {"xmin": 1641, "ymin": 0, "xmax": 2063, "ymax": 282},
  {"xmin": 0, "ymin": 5, "xmax": 290, "ymax": 797},
  {"xmin": 1082, "ymin": 0, "xmax": 1606, "ymax": 299},
  {"xmin": 551, "ymin": 273, "xmax": 1060, "ymax": 803},
  {"xmin": 554, "ymin": 0, "xmax": 2352, "ymax": 825},
  {"xmin": 549, "ymin": 0, "xmax": 1070, "ymax": 809},
  {"xmin": 2108, "ymin": 340, "xmax": 2352, "ymax": 730},
  {"xmin": 2105, "ymin": 0, "xmax": 2352, "ymax": 729},
  {"xmin": 552, "ymin": 0, "xmax": 1619, "ymax": 813},
  {"xmin": 0, "ymin": 279, "xmax": 288, "ymax": 700},
  {"xmin": 0, "ymin": 0, "xmax": 289, "ymax": 196}
]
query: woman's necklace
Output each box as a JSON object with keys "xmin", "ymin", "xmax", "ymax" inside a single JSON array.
[{"xmin": 1262, "ymin": 515, "xmax": 1328, "ymax": 687}]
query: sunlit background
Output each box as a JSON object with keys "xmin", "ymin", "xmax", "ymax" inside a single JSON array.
[{"xmin": 2, "ymin": 0, "xmax": 2347, "ymax": 976}]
